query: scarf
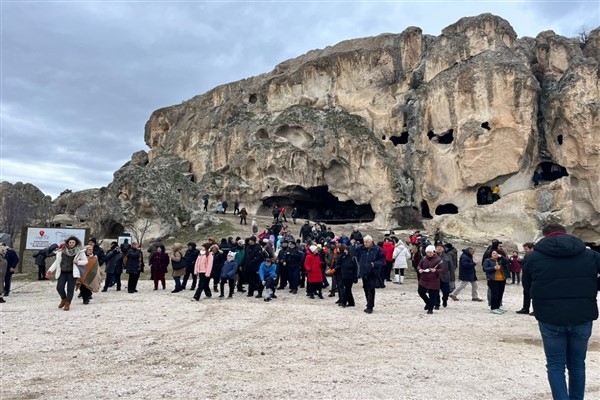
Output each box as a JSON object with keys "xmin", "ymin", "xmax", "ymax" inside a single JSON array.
[{"xmin": 63, "ymin": 245, "xmax": 83, "ymax": 257}]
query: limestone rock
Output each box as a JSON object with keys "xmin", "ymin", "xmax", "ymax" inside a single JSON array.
[{"xmin": 40, "ymin": 13, "xmax": 600, "ymax": 246}]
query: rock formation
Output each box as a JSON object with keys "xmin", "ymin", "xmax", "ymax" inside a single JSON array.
[
  {"xmin": 11, "ymin": 14, "xmax": 595, "ymax": 246},
  {"xmin": 139, "ymin": 14, "xmax": 600, "ymax": 245}
]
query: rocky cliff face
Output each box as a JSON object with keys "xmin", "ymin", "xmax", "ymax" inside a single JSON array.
[
  {"xmin": 31, "ymin": 14, "xmax": 597, "ymax": 246},
  {"xmin": 137, "ymin": 14, "xmax": 600, "ymax": 244}
]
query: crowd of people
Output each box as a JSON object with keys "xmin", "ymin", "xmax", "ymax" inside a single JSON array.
[{"xmin": 3, "ymin": 219, "xmax": 600, "ymax": 399}]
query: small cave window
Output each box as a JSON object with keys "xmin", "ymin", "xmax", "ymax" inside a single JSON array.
[
  {"xmin": 420, "ymin": 200, "xmax": 432, "ymax": 219},
  {"xmin": 438, "ymin": 129, "xmax": 454, "ymax": 144},
  {"xmin": 256, "ymin": 128, "xmax": 269, "ymax": 140},
  {"xmin": 382, "ymin": 135, "xmax": 387, "ymax": 140},
  {"xmin": 427, "ymin": 130, "xmax": 435, "ymax": 140},
  {"xmin": 557, "ymin": 135, "xmax": 563, "ymax": 145},
  {"xmin": 249, "ymin": 94, "xmax": 258, "ymax": 104},
  {"xmin": 481, "ymin": 122, "xmax": 491, "ymax": 131},
  {"xmin": 534, "ymin": 161, "xmax": 569, "ymax": 185},
  {"xmin": 435, "ymin": 203, "xmax": 458, "ymax": 215},
  {"xmin": 390, "ymin": 132, "xmax": 409, "ymax": 146},
  {"xmin": 476, "ymin": 186, "xmax": 493, "ymax": 205}
]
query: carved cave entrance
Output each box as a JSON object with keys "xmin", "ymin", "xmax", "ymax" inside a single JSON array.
[
  {"xmin": 103, "ymin": 220, "xmax": 125, "ymax": 238},
  {"xmin": 536, "ymin": 161, "xmax": 569, "ymax": 182},
  {"xmin": 260, "ymin": 185, "xmax": 375, "ymax": 224}
]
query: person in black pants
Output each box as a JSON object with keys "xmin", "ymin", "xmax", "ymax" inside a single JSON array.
[
  {"xmin": 182, "ymin": 242, "xmax": 199, "ymax": 290},
  {"xmin": 125, "ymin": 243, "xmax": 142, "ymax": 293},
  {"xmin": 516, "ymin": 242, "xmax": 535, "ymax": 315},
  {"xmin": 335, "ymin": 245, "xmax": 357, "ymax": 307}
]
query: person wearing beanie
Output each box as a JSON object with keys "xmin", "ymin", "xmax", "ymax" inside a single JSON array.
[
  {"xmin": 243, "ymin": 236, "xmax": 264, "ymax": 298},
  {"xmin": 219, "ymin": 251, "xmax": 238, "ymax": 298},
  {"xmin": 417, "ymin": 245, "xmax": 444, "ymax": 314},
  {"xmin": 304, "ymin": 245, "xmax": 324, "ymax": 299}
]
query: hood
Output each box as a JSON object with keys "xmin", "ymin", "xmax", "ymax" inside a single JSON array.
[
  {"xmin": 48, "ymin": 243, "xmax": 59, "ymax": 252},
  {"xmin": 534, "ymin": 233, "xmax": 587, "ymax": 258}
]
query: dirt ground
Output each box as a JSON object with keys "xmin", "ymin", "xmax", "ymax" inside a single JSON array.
[{"xmin": 2, "ymin": 215, "xmax": 599, "ymax": 399}]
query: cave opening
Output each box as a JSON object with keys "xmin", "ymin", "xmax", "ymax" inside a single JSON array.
[
  {"xmin": 390, "ymin": 131, "xmax": 409, "ymax": 146},
  {"xmin": 435, "ymin": 203, "xmax": 459, "ymax": 215},
  {"xmin": 557, "ymin": 135, "xmax": 563, "ymax": 145},
  {"xmin": 476, "ymin": 186, "xmax": 493, "ymax": 205},
  {"xmin": 420, "ymin": 200, "xmax": 432, "ymax": 219},
  {"xmin": 536, "ymin": 161, "xmax": 569, "ymax": 182},
  {"xmin": 260, "ymin": 185, "xmax": 375, "ymax": 224},
  {"xmin": 249, "ymin": 94, "xmax": 258, "ymax": 104},
  {"xmin": 438, "ymin": 129, "xmax": 454, "ymax": 144},
  {"xmin": 103, "ymin": 220, "xmax": 125, "ymax": 238},
  {"xmin": 427, "ymin": 130, "xmax": 435, "ymax": 140},
  {"xmin": 481, "ymin": 122, "xmax": 491, "ymax": 131}
]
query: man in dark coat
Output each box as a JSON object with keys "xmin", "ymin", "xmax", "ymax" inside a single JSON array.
[
  {"xmin": 182, "ymin": 242, "xmax": 200, "ymax": 291},
  {"xmin": 243, "ymin": 237, "xmax": 264, "ymax": 297},
  {"xmin": 3, "ymin": 246, "xmax": 19, "ymax": 296},
  {"xmin": 449, "ymin": 247, "xmax": 483, "ymax": 302},
  {"xmin": 356, "ymin": 235, "xmax": 385, "ymax": 314},
  {"xmin": 34, "ymin": 243, "xmax": 58, "ymax": 280},
  {"xmin": 522, "ymin": 223, "xmax": 600, "ymax": 400}
]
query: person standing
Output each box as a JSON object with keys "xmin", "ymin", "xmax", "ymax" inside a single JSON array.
[
  {"xmin": 482, "ymin": 250, "xmax": 510, "ymax": 314},
  {"xmin": 0, "ymin": 245, "xmax": 8, "ymax": 303},
  {"xmin": 169, "ymin": 243, "xmax": 185, "ymax": 292},
  {"xmin": 233, "ymin": 199, "xmax": 240, "ymax": 215},
  {"xmin": 192, "ymin": 244, "xmax": 214, "ymax": 301},
  {"xmin": 125, "ymin": 242, "xmax": 142, "ymax": 293},
  {"xmin": 356, "ymin": 235, "xmax": 385, "ymax": 314},
  {"xmin": 449, "ymin": 247, "xmax": 483, "ymax": 302},
  {"xmin": 34, "ymin": 244, "xmax": 58, "ymax": 280},
  {"xmin": 3, "ymin": 245, "xmax": 19, "ymax": 297},
  {"xmin": 182, "ymin": 242, "xmax": 200, "ymax": 291},
  {"xmin": 46, "ymin": 236, "xmax": 88, "ymax": 311},
  {"xmin": 516, "ymin": 242, "xmax": 536, "ymax": 315},
  {"xmin": 435, "ymin": 243, "xmax": 454, "ymax": 308},
  {"xmin": 381, "ymin": 237, "xmax": 395, "ymax": 284},
  {"xmin": 102, "ymin": 242, "xmax": 122, "ymax": 292},
  {"xmin": 202, "ymin": 194, "xmax": 209, "ymax": 212},
  {"xmin": 219, "ymin": 251, "xmax": 238, "ymax": 299},
  {"xmin": 304, "ymin": 245, "xmax": 324, "ymax": 299},
  {"xmin": 509, "ymin": 251, "xmax": 522, "ymax": 284},
  {"xmin": 522, "ymin": 224, "xmax": 600, "ymax": 400},
  {"xmin": 392, "ymin": 240, "xmax": 410, "ymax": 284},
  {"xmin": 335, "ymin": 244, "xmax": 357, "ymax": 307},
  {"xmin": 150, "ymin": 244, "xmax": 170, "ymax": 290},
  {"xmin": 238, "ymin": 208, "xmax": 248, "ymax": 225}
]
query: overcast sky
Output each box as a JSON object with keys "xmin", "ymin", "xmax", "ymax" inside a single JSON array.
[{"xmin": 1, "ymin": 1, "xmax": 598, "ymax": 199}]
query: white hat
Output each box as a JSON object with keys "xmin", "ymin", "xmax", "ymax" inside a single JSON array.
[
  {"xmin": 309, "ymin": 245, "xmax": 318, "ymax": 253},
  {"xmin": 425, "ymin": 245, "xmax": 436, "ymax": 253}
]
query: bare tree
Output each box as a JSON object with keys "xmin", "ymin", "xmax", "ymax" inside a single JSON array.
[
  {"xmin": 0, "ymin": 190, "xmax": 32, "ymax": 242},
  {"xmin": 576, "ymin": 26, "xmax": 591, "ymax": 49},
  {"xmin": 124, "ymin": 218, "xmax": 154, "ymax": 246}
]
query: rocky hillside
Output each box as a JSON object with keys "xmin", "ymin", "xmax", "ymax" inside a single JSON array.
[{"xmin": 8, "ymin": 13, "xmax": 597, "ymax": 246}]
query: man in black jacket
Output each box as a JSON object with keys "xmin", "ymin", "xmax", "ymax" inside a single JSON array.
[{"xmin": 522, "ymin": 224, "xmax": 600, "ymax": 400}]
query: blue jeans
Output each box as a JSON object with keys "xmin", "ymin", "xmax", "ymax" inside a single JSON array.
[{"xmin": 539, "ymin": 321, "xmax": 593, "ymax": 400}]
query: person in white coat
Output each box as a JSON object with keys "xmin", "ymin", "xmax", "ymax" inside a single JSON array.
[
  {"xmin": 47, "ymin": 236, "xmax": 88, "ymax": 311},
  {"xmin": 392, "ymin": 240, "xmax": 411, "ymax": 284}
]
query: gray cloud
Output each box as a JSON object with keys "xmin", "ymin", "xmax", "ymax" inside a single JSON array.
[{"xmin": 1, "ymin": 1, "xmax": 597, "ymax": 198}]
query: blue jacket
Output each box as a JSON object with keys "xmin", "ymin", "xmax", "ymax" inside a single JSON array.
[
  {"xmin": 259, "ymin": 262, "xmax": 277, "ymax": 281},
  {"xmin": 221, "ymin": 260, "xmax": 238, "ymax": 280},
  {"xmin": 458, "ymin": 249, "xmax": 477, "ymax": 281},
  {"xmin": 482, "ymin": 256, "xmax": 510, "ymax": 281}
]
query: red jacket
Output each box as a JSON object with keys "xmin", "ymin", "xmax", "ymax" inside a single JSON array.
[
  {"xmin": 382, "ymin": 241, "xmax": 395, "ymax": 262},
  {"xmin": 304, "ymin": 252, "xmax": 323, "ymax": 284}
]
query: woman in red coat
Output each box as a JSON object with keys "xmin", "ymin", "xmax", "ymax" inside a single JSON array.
[
  {"xmin": 149, "ymin": 245, "xmax": 170, "ymax": 290},
  {"xmin": 304, "ymin": 245, "xmax": 324, "ymax": 299}
]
